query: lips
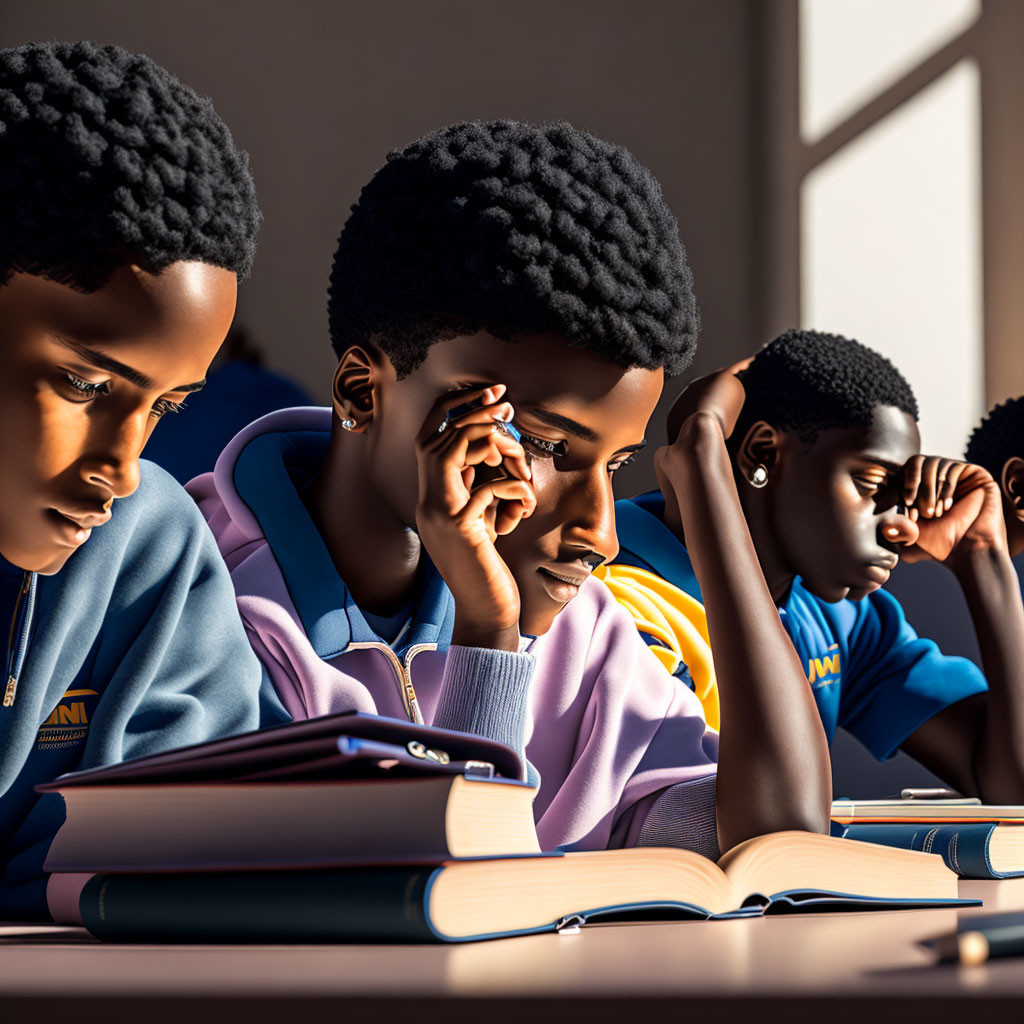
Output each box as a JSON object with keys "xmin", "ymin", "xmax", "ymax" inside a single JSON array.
[
  {"xmin": 537, "ymin": 559, "xmax": 595, "ymax": 604},
  {"xmin": 538, "ymin": 562, "xmax": 593, "ymax": 588},
  {"xmin": 45, "ymin": 501, "xmax": 112, "ymax": 548},
  {"xmin": 54, "ymin": 507, "xmax": 112, "ymax": 530},
  {"xmin": 863, "ymin": 557, "xmax": 898, "ymax": 586}
]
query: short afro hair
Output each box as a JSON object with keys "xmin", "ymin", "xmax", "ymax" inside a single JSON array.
[
  {"xmin": 965, "ymin": 397, "xmax": 1024, "ymax": 481},
  {"xmin": 0, "ymin": 41, "xmax": 260, "ymax": 291},
  {"xmin": 732, "ymin": 328, "xmax": 919, "ymax": 447},
  {"xmin": 328, "ymin": 119, "xmax": 698, "ymax": 378}
]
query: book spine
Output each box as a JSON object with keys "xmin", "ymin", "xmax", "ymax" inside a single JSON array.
[
  {"xmin": 79, "ymin": 868, "xmax": 440, "ymax": 942},
  {"xmin": 840, "ymin": 823, "xmax": 1011, "ymax": 879}
]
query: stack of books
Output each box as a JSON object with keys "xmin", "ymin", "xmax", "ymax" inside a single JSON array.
[
  {"xmin": 41, "ymin": 713, "xmax": 971, "ymax": 943},
  {"xmin": 833, "ymin": 796, "xmax": 1024, "ymax": 879}
]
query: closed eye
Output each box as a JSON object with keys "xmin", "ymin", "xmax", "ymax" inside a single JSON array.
[
  {"xmin": 609, "ymin": 453, "xmax": 637, "ymax": 474},
  {"xmin": 151, "ymin": 397, "xmax": 189, "ymax": 418},
  {"xmin": 854, "ymin": 476, "xmax": 885, "ymax": 494},
  {"xmin": 61, "ymin": 373, "xmax": 111, "ymax": 402},
  {"xmin": 518, "ymin": 431, "xmax": 568, "ymax": 460}
]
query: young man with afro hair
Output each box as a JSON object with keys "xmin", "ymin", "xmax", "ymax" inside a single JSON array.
[
  {"xmin": 966, "ymin": 397, "xmax": 1024, "ymax": 558},
  {"xmin": 0, "ymin": 41, "xmax": 264, "ymax": 919},
  {"xmin": 608, "ymin": 328, "xmax": 1024, "ymax": 803},
  {"xmin": 191, "ymin": 120, "xmax": 832, "ymax": 860}
]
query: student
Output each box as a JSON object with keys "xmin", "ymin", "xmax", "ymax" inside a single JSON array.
[
  {"xmin": 0, "ymin": 41, "xmax": 264, "ymax": 918},
  {"xmin": 191, "ymin": 121, "xmax": 830, "ymax": 857},
  {"xmin": 609, "ymin": 328, "xmax": 1024, "ymax": 802},
  {"xmin": 965, "ymin": 397, "xmax": 1024, "ymax": 558}
]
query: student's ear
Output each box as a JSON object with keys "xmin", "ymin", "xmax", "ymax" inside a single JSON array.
[
  {"xmin": 331, "ymin": 346, "xmax": 382, "ymax": 432},
  {"xmin": 735, "ymin": 421, "xmax": 781, "ymax": 489},
  {"xmin": 1001, "ymin": 457, "xmax": 1024, "ymax": 521}
]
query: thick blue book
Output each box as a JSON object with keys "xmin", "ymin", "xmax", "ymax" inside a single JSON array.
[
  {"xmin": 841, "ymin": 822, "xmax": 1024, "ymax": 879},
  {"xmin": 77, "ymin": 832, "xmax": 972, "ymax": 944}
]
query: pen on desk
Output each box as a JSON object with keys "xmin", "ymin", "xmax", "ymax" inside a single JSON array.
[{"xmin": 929, "ymin": 912, "xmax": 1024, "ymax": 965}]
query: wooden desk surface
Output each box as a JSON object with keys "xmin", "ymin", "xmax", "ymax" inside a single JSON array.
[{"xmin": 2, "ymin": 879, "xmax": 1024, "ymax": 1023}]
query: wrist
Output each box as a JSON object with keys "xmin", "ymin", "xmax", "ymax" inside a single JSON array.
[
  {"xmin": 950, "ymin": 539, "xmax": 1013, "ymax": 583},
  {"xmin": 451, "ymin": 621, "xmax": 521, "ymax": 652},
  {"xmin": 658, "ymin": 413, "xmax": 730, "ymax": 516}
]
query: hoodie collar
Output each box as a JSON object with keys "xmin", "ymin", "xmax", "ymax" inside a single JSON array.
[{"xmin": 228, "ymin": 408, "xmax": 454, "ymax": 661}]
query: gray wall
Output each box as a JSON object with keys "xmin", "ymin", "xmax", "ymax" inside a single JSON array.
[{"xmin": 1, "ymin": 0, "xmax": 763, "ymax": 499}]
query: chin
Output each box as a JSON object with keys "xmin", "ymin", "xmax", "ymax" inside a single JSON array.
[
  {"xmin": 2, "ymin": 547, "xmax": 72, "ymax": 576},
  {"xmin": 802, "ymin": 578, "xmax": 852, "ymax": 604}
]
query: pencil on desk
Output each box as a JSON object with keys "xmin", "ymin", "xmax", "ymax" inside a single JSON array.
[{"xmin": 930, "ymin": 913, "xmax": 1024, "ymax": 964}]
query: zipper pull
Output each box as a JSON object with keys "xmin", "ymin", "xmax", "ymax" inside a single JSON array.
[{"xmin": 3, "ymin": 675, "xmax": 17, "ymax": 708}]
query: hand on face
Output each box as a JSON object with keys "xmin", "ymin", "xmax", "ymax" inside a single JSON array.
[
  {"xmin": 414, "ymin": 384, "xmax": 536, "ymax": 650},
  {"xmin": 898, "ymin": 456, "xmax": 1006, "ymax": 566}
]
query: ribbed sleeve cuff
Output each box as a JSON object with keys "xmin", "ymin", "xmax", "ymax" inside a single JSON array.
[
  {"xmin": 635, "ymin": 774, "xmax": 720, "ymax": 861},
  {"xmin": 434, "ymin": 645, "xmax": 535, "ymax": 778}
]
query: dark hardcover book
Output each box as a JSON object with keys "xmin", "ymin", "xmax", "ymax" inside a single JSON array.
[
  {"xmin": 40, "ymin": 713, "xmax": 538, "ymax": 872},
  {"xmin": 78, "ymin": 831, "xmax": 972, "ymax": 944},
  {"xmin": 44, "ymin": 772, "xmax": 540, "ymax": 872},
  {"xmin": 841, "ymin": 821, "xmax": 1024, "ymax": 879}
]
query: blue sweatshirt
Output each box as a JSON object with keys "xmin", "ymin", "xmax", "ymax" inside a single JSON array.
[{"xmin": 0, "ymin": 461, "xmax": 263, "ymax": 918}]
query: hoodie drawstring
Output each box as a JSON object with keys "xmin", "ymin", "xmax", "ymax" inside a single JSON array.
[{"xmin": 5, "ymin": 571, "xmax": 38, "ymax": 707}]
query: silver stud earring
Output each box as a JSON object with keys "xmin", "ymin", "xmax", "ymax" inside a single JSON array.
[
  {"xmin": 340, "ymin": 417, "xmax": 357, "ymax": 431},
  {"xmin": 750, "ymin": 464, "xmax": 768, "ymax": 488}
]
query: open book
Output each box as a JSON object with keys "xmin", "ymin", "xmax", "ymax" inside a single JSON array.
[{"xmin": 79, "ymin": 831, "xmax": 970, "ymax": 944}]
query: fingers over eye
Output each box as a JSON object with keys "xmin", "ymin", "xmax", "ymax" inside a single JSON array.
[
  {"xmin": 416, "ymin": 384, "xmax": 507, "ymax": 443},
  {"xmin": 940, "ymin": 461, "xmax": 966, "ymax": 508},
  {"xmin": 902, "ymin": 455, "xmax": 925, "ymax": 506},
  {"xmin": 917, "ymin": 457, "xmax": 942, "ymax": 516}
]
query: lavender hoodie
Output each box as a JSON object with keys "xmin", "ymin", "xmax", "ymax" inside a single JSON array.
[{"xmin": 188, "ymin": 408, "xmax": 720, "ymax": 856}]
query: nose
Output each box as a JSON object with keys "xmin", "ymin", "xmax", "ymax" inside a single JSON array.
[
  {"xmin": 879, "ymin": 504, "xmax": 919, "ymax": 548},
  {"xmin": 78, "ymin": 409, "xmax": 148, "ymax": 500},
  {"xmin": 560, "ymin": 467, "xmax": 619, "ymax": 564}
]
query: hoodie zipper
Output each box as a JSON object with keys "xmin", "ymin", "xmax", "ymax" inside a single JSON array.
[
  {"xmin": 346, "ymin": 641, "xmax": 436, "ymax": 724},
  {"xmin": 5, "ymin": 571, "xmax": 38, "ymax": 707}
]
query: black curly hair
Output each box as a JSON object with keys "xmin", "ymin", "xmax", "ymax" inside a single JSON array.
[
  {"xmin": 731, "ymin": 328, "xmax": 919, "ymax": 448},
  {"xmin": 965, "ymin": 397, "xmax": 1024, "ymax": 482},
  {"xmin": 0, "ymin": 41, "xmax": 260, "ymax": 291},
  {"xmin": 327, "ymin": 120, "xmax": 698, "ymax": 378}
]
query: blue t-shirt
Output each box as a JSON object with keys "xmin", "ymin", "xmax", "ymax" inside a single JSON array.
[{"xmin": 612, "ymin": 492, "xmax": 988, "ymax": 760}]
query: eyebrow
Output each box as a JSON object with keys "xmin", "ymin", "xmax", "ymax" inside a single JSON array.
[
  {"xmin": 520, "ymin": 405, "xmax": 647, "ymax": 454},
  {"xmin": 521, "ymin": 406, "xmax": 600, "ymax": 442},
  {"xmin": 53, "ymin": 336, "xmax": 206, "ymax": 393},
  {"xmin": 853, "ymin": 456, "xmax": 905, "ymax": 474}
]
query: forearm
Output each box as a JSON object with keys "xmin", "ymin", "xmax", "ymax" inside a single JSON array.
[
  {"xmin": 664, "ymin": 413, "xmax": 832, "ymax": 847},
  {"xmin": 954, "ymin": 546, "xmax": 1024, "ymax": 801}
]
